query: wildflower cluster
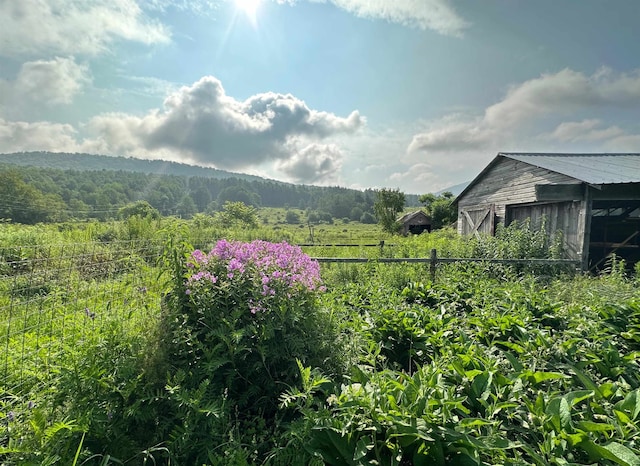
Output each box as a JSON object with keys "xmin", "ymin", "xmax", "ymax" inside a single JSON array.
[{"xmin": 185, "ymin": 239, "xmax": 324, "ymax": 315}]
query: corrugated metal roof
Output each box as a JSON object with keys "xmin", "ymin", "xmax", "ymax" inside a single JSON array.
[{"xmin": 500, "ymin": 153, "xmax": 640, "ymax": 184}]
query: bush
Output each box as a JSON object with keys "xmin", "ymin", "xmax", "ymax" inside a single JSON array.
[
  {"xmin": 360, "ymin": 211, "xmax": 376, "ymax": 224},
  {"xmin": 285, "ymin": 210, "xmax": 301, "ymax": 224},
  {"xmin": 157, "ymin": 239, "xmax": 345, "ymax": 463}
]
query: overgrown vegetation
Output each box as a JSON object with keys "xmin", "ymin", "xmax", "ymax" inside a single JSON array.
[{"xmin": 1, "ymin": 219, "xmax": 639, "ymax": 465}]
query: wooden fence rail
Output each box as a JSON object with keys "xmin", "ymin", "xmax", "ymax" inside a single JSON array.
[{"xmin": 311, "ymin": 248, "xmax": 580, "ymax": 282}]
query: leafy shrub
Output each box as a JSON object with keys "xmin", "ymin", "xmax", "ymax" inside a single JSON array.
[
  {"xmin": 156, "ymin": 239, "xmax": 345, "ymax": 463},
  {"xmin": 285, "ymin": 210, "xmax": 301, "ymax": 224}
]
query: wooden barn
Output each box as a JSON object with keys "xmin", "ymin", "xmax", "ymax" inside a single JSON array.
[
  {"xmin": 398, "ymin": 210, "xmax": 431, "ymax": 235},
  {"xmin": 455, "ymin": 153, "xmax": 640, "ymax": 270}
]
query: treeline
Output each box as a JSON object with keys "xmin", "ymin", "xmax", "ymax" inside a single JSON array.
[
  {"xmin": 0, "ymin": 163, "xmax": 419, "ymax": 224},
  {"xmin": 0, "ymin": 151, "xmax": 265, "ymax": 182}
]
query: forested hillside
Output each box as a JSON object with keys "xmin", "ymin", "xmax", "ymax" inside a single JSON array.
[
  {"xmin": 0, "ymin": 154, "xmax": 421, "ymax": 223},
  {"xmin": 0, "ymin": 151, "xmax": 264, "ymax": 182}
]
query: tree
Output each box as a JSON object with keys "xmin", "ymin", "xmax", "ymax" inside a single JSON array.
[
  {"xmin": 360, "ymin": 211, "xmax": 376, "ymax": 224},
  {"xmin": 285, "ymin": 210, "xmax": 301, "ymax": 224},
  {"xmin": 176, "ymin": 195, "xmax": 198, "ymax": 219},
  {"xmin": 118, "ymin": 200, "xmax": 161, "ymax": 220},
  {"xmin": 418, "ymin": 191, "xmax": 456, "ymax": 230},
  {"xmin": 0, "ymin": 169, "xmax": 58, "ymax": 224},
  {"xmin": 218, "ymin": 201, "xmax": 258, "ymax": 228},
  {"xmin": 373, "ymin": 188, "xmax": 405, "ymax": 234},
  {"xmin": 217, "ymin": 186, "xmax": 260, "ymax": 207}
]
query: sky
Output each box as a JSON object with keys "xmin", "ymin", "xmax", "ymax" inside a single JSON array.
[{"xmin": 1, "ymin": 0, "xmax": 640, "ymax": 194}]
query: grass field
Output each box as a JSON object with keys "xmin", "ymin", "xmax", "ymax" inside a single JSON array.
[{"xmin": 1, "ymin": 218, "xmax": 639, "ymax": 465}]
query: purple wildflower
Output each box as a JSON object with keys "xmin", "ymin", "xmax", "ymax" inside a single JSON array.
[
  {"xmin": 184, "ymin": 239, "xmax": 323, "ymax": 314},
  {"xmin": 7, "ymin": 411, "xmax": 15, "ymax": 421}
]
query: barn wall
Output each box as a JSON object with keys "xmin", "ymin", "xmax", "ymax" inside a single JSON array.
[
  {"xmin": 506, "ymin": 201, "xmax": 583, "ymax": 260},
  {"xmin": 457, "ymin": 157, "xmax": 581, "ymax": 225}
]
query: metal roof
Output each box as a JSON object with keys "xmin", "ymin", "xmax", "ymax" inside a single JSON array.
[{"xmin": 500, "ymin": 153, "xmax": 640, "ymax": 184}]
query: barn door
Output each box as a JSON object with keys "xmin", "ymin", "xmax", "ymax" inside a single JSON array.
[{"xmin": 460, "ymin": 205, "xmax": 495, "ymax": 238}]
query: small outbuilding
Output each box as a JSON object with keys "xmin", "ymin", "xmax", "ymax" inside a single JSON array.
[
  {"xmin": 398, "ymin": 210, "xmax": 432, "ymax": 235},
  {"xmin": 455, "ymin": 153, "xmax": 640, "ymax": 270}
]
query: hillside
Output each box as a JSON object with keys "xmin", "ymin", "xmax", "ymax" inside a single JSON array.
[
  {"xmin": 0, "ymin": 151, "xmax": 267, "ymax": 183},
  {"xmin": 0, "ymin": 152, "xmax": 429, "ymax": 224}
]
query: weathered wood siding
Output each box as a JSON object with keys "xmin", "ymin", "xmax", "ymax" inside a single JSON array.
[
  {"xmin": 457, "ymin": 157, "xmax": 581, "ymax": 226},
  {"xmin": 506, "ymin": 201, "xmax": 583, "ymax": 259}
]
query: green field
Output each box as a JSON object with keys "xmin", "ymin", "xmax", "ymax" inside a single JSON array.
[{"xmin": 1, "ymin": 218, "xmax": 639, "ymax": 465}]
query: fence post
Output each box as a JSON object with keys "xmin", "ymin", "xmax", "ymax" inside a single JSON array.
[
  {"xmin": 379, "ymin": 240, "xmax": 385, "ymax": 253},
  {"xmin": 430, "ymin": 248, "xmax": 437, "ymax": 283}
]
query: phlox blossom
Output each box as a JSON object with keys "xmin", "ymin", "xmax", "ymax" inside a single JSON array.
[{"xmin": 184, "ymin": 240, "xmax": 324, "ymax": 314}]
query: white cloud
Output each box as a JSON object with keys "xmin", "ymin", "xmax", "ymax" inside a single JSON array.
[
  {"xmin": 389, "ymin": 162, "xmax": 446, "ymax": 191},
  {"xmin": 545, "ymin": 119, "xmax": 624, "ymax": 143},
  {"xmin": 279, "ymin": 0, "xmax": 469, "ymax": 36},
  {"xmin": 409, "ymin": 67, "xmax": 640, "ymax": 156},
  {"xmin": 276, "ymin": 143, "xmax": 343, "ymax": 183},
  {"xmin": 86, "ymin": 76, "xmax": 363, "ymax": 180},
  {"xmin": 602, "ymin": 134, "xmax": 640, "ymax": 152},
  {"xmin": 0, "ymin": 118, "xmax": 83, "ymax": 153},
  {"xmin": 0, "ymin": 0, "xmax": 169, "ymax": 58},
  {"xmin": 407, "ymin": 115, "xmax": 494, "ymax": 154},
  {"xmin": 0, "ymin": 57, "xmax": 91, "ymax": 107},
  {"xmin": 329, "ymin": 0, "xmax": 469, "ymax": 36}
]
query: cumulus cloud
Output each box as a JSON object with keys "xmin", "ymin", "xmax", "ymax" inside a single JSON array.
[
  {"xmin": 407, "ymin": 115, "xmax": 495, "ymax": 154},
  {"xmin": 409, "ymin": 67, "xmax": 640, "ymax": 156},
  {"xmin": 0, "ymin": 0, "xmax": 169, "ymax": 58},
  {"xmin": 276, "ymin": 143, "xmax": 343, "ymax": 183},
  {"xmin": 0, "ymin": 118, "xmax": 83, "ymax": 153},
  {"xmin": 87, "ymin": 76, "xmax": 363, "ymax": 174},
  {"xmin": 1, "ymin": 57, "xmax": 91, "ymax": 108},
  {"xmin": 281, "ymin": 0, "xmax": 469, "ymax": 36}
]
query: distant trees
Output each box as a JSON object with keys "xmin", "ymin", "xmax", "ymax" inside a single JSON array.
[
  {"xmin": 0, "ymin": 164, "xmax": 383, "ymax": 224},
  {"xmin": 217, "ymin": 185, "xmax": 261, "ymax": 207},
  {"xmin": 0, "ymin": 169, "xmax": 66, "ymax": 224},
  {"xmin": 373, "ymin": 188, "xmax": 405, "ymax": 234},
  {"xmin": 419, "ymin": 191, "xmax": 456, "ymax": 230}
]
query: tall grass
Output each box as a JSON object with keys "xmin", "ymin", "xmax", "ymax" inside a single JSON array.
[{"xmin": 1, "ymin": 219, "xmax": 639, "ymax": 464}]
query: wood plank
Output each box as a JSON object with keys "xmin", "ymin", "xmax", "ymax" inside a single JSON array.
[{"xmin": 536, "ymin": 184, "xmax": 585, "ymax": 201}]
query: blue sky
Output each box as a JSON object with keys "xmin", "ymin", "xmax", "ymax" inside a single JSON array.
[{"xmin": 1, "ymin": 0, "xmax": 639, "ymax": 193}]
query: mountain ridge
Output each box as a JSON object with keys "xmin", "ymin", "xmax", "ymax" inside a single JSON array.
[{"xmin": 0, "ymin": 151, "xmax": 272, "ymax": 183}]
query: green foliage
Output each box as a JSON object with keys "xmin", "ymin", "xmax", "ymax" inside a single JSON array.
[
  {"xmin": 419, "ymin": 191, "xmax": 457, "ymax": 230},
  {"xmin": 0, "ymin": 169, "xmax": 67, "ymax": 224},
  {"xmin": 3, "ymin": 220, "xmax": 640, "ymax": 465},
  {"xmin": 218, "ymin": 200, "xmax": 259, "ymax": 228},
  {"xmin": 149, "ymin": 240, "xmax": 346, "ymax": 463},
  {"xmin": 360, "ymin": 211, "xmax": 376, "ymax": 224},
  {"xmin": 280, "ymin": 270, "xmax": 640, "ymax": 465},
  {"xmin": 118, "ymin": 200, "xmax": 160, "ymax": 221},
  {"xmin": 374, "ymin": 188, "xmax": 405, "ymax": 235},
  {"xmin": 285, "ymin": 210, "xmax": 301, "ymax": 224}
]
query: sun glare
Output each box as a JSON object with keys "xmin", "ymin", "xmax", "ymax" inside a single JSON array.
[{"xmin": 235, "ymin": 0, "xmax": 262, "ymax": 19}]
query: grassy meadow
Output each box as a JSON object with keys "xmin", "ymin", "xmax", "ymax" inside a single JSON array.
[{"xmin": 1, "ymin": 215, "xmax": 639, "ymax": 465}]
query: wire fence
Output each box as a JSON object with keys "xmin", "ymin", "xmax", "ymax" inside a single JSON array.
[
  {"xmin": 1, "ymin": 239, "xmax": 580, "ymax": 433},
  {"xmin": 1, "ymin": 240, "xmax": 167, "ymax": 422}
]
